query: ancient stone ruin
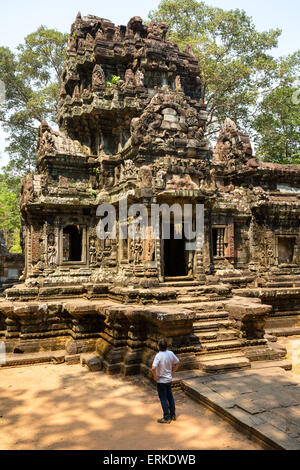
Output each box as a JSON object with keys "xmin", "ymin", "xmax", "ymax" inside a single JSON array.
[{"xmin": 1, "ymin": 14, "xmax": 300, "ymax": 373}]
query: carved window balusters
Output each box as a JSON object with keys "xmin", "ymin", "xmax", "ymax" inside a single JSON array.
[{"xmin": 212, "ymin": 226, "xmax": 227, "ymax": 258}]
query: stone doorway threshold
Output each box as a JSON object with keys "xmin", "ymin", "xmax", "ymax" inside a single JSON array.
[{"xmin": 175, "ymin": 366, "xmax": 300, "ymax": 450}]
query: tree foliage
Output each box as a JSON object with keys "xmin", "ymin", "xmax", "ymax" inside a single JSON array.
[
  {"xmin": 149, "ymin": 0, "xmax": 281, "ymax": 137},
  {"xmin": 0, "ymin": 174, "xmax": 22, "ymax": 252},
  {"xmin": 0, "ymin": 26, "xmax": 68, "ymax": 252},
  {"xmin": 253, "ymin": 52, "xmax": 300, "ymax": 163},
  {"xmin": 0, "ymin": 26, "xmax": 69, "ymax": 176}
]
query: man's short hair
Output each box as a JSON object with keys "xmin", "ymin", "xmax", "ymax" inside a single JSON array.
[{"xmin": 158, "ymin": 338, "xmax": 168, "ymax": 351}]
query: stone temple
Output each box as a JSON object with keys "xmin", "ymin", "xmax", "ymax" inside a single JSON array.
[{"xmin": 1, "ymin": 14, "xmax": 300, "ymax": 374}]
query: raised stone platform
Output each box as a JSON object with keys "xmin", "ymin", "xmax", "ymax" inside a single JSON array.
[
  {"xmin": 0, "ymin": 294, "xmax": 290, "ymax": 377},
  {"xmin": 176, "ymin": 367, "xmax": 300, "ymax": 450}
]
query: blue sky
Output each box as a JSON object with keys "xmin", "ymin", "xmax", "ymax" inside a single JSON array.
[
  {"xmin": 1, "ymin": 0, "xmax": 300, "ymax": 164},
  {"xmin": 1, "ymin": 0, "xmax": 299, "ymax": 56}
]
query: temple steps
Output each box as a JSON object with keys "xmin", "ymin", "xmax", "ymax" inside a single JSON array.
[
  {"xmin": 190, "ymin": 298, "xmax": 245, "ymax": 361},
  {"xmin": 160, "ymin": 280, "xmax": 199, "ymax": 288},
  {"xmin": 198, "ymin": 354, "xmax": 250, "ymax": 372},
  {"xmin": 195, "ymin": 311, "xmax": 229, "ymax": 321},
  {"xmin": 265, "ymin": 282, "xmax": 300, "ymax": 288},
  {"xmin": 266, "ymin": 327, "xmax": 300, "ymax": 337},
  {"xmin": 190, "ymin": 301, "xmax": 228, "ymax": 312},
  {"xmin": 177, "ymin": 295, "xmax": 229, "ymax": 303},
  {"xmin": 202, "ymin": 339, "xmax": 243, "ymax": 352},
  {"xmin": 193, "ymin": 319, "xmax": 235, "ymax": 331},
  {"xmin": 195, "ymin": 329, "xmax": 239, "ymax": 342},
  {"xmin": 0, "ymin": 350, "xmax": 65, "ymax": 368}
]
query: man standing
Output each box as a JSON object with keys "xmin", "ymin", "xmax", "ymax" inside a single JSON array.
[{"xmin": 152, "ymin": 338, "xmax": 180, "ymax": 424}]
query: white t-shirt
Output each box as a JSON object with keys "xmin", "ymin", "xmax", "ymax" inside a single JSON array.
[{"xmin": 152, "ymin": 350, "xmax": 180, "ymax": 384}]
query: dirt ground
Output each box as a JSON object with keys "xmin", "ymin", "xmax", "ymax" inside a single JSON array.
[{"xmin": 0, "ymin": 363, "xmax": 262, "ymax": 450}]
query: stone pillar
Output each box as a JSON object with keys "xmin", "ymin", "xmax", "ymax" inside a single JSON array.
[{"xmin": 194, "ymin": 221, "xmax": 206, "ymax": 283}]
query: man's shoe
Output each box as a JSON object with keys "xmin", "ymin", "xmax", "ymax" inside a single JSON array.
[
  {"xmin": 171, "ymin": 415, "xmax": 176, "ymax": 421},
  {"xmin": 157, "ymin": 418, "xmax": 171, "ymax": 424}
]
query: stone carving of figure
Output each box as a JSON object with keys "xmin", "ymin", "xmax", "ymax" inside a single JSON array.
[
  {"xmin": 95, "ymin": 29, "xmax": 106, "ymax": 42},
  {"xmin": 114, "ymin": 166, "xmax": 120, "ymax": 184},
  {"xmin": 119, "ymin": 164, "xmax": 125, "ymax": 182},
  {"xmin": 124, "ymin": 160, "xmax": 136, "ymax": 179},
  {"xmin": 147, "ymin": 21, "xmax": 168, "ymax": 41},
  {"xmin": 131, "ymin": 239, "xmax": 143, "ymax": 264},
  {"xmin": 60, "ymin": 82, "xmax": 67, "ymax": 98},
  {"xmin": 92, "ymin": 64, "xmax": 105, "ymax": 91},
  {"xmin": 135, "ymin": 69, "xmax": 144, "ymax": 87},
  {"xmin": 113, "ymin": 27, "xmax": 122, "ymax": 42},
  {"xmin": 145, "ymin": 237, "xmax": 155, "ymax": 262},
  {"xmin": 138, "ymin": 166, "xmax": 152, "ymax": 189},
  {"xmin": 89, "ymin": 237, "xmax": 97, "ymax": 266},
  {"xmin": 210, "ymin": 168, "xmax": 217, "ymax": 190},
  {"xmin": 37, "ymin": 121, "xmax": 58, "ymax": 155},
  {"xmin": 155, "ymin": 169, "xmax": 167, "ymax": 189},
  {"xmin": 124, "ymin": 69, "xmax": 136, "ymax": 88},
  {"xmin": 85, "ymin": 33, "xmax": 94, "ymax": 51},
  {"xmin": 175, "ymin": 75, "xmax": 182, "ymax": 92},
  {"xmin": 67, "ymin": 36, "xmax": 77, "ymax": 54},
  {"xmin": 47, "ymin": 233, "xmax": 57, "ymax": 266},
  {"xmin": 77, "ymin": 38, "xmax": 85, "ymax": 54},
  {"xmin": 223, "ymin": 140, "xmax": 233, "ymax": 158},
  {"xmin": 72, "ymin": 84, "xmax": 80, "ymax": 99}
]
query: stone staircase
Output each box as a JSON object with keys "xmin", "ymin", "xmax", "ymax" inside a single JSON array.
[
  {"xmin": 160, "ymin": 279, "xmax": 232, "ymax": 304},
  {"xmin": 158, "ymin": 280, "xmax": 250, "ymax": 371},
  {"xmin": 187, "ymin": 300, "xmax": 250, "ymax": 372}
]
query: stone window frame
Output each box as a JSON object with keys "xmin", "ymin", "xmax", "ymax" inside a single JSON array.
[
  {"xmin": 58, "ymin": 224, "xmax": 87, "ymax": 266},
  {"xmin": 275, "ymin": 233, "xmax": 298, "ymax": 267},
  {"xmin": 212, "ymin": 225, "xmax": 229, "ymax": 259}
]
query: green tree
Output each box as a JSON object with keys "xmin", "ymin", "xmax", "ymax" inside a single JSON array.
[
  {"xmin": 0, "ymin": 26, "xmax": 69, "ymax": 177},
  {"xmin": 253, "ymin": 52, "xmax": 300, "ymax": 163},
  {"xmin": 0, "ymin": 175, "xmax": 22, "ymax": 252},
  {"xmin": 149, "ymin": 0, "xmax": 281, "ymax": 137}
]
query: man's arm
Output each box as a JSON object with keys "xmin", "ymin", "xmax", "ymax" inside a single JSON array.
[
  {"xmin": 152, "ymin": 365, "xmax": 159, "ymax": 382},
  {"xmin": 172, "ymin": 362, "xmax": 180, "ymax": 374}
]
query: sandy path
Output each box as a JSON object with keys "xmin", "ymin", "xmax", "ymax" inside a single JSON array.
[
  {"xmin": 278, "ymin": 336, "xmax": 300, "ymax": 376},
  {"xmin": 0, "ymin": 363, "xmax": 261, "ymax": 450}
]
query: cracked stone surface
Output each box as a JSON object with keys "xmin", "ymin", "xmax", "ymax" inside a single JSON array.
[{"xmin": 179, "ymin": 366, "xmax": 300, "ymax": 450}]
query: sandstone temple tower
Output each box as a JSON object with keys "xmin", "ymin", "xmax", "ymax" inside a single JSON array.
[{"xmin": 1, "ymin": 14, "xmax": 300, "ymax": 374}]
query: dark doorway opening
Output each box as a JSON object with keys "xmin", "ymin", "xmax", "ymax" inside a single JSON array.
[
  {"xmin": 63, "ymin": 225, "xmax": 83, "ymax": 261},
  {"xmin": 163, "ymin": 224, "xmax": 187, "ymax": 277},
  {"xmin": 278, "ymin": 237, "xmax": 296, "ymax": 265}
]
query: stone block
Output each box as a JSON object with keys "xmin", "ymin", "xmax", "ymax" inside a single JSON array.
[
  {"xmin": 162, "ymin": 108, "xmax": 177, "ymax": 116},
  {"xmin": 65, "ymin": 339, "xmax": 86, "ymax": 355},
  {"xmin": 80, "ymin": 353, "xmax": 103, "ymax": 372},
  {"xmin": 163, "ymin": 114, "xmax": 178, "ymax": 123},
  {"xmin": 65, "ymin": 354, "xmax": 81, "ymax": 364}
]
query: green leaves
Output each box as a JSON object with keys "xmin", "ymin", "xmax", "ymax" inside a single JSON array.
[
  {"xmin": 150, "ymin": 0, "xmax": 300, "ymax": 164},
  {"xmin": 253, "ymin": 56, "xmax": 300, "ymax": 164},
  {"xmin": 0, "ymin": 27, "xmax": 68, "ymax": 177},
  {"xmin": 0, "ymin": 174, "xmax": 22, "ymax": 252},
  {"xmin": 150, "ymin": 0, "xmax": 281, "ymax": 137},
  {"xmin": 0, "ymin": 27, "xmax": 68, "ymax": 253},
  {"xmin": 17, "ymin": 26, "xmax": 68, "ymax": 84}
]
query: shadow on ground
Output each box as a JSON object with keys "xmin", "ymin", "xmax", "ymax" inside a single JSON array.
[{"xmin": 0, "ymin": 364, "xmax": 261, "ymax": 450}]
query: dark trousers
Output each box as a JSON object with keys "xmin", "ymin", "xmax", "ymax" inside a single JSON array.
[{"xmin": 156, "ymin": 382, "xmax": 175, "ymax": 420}]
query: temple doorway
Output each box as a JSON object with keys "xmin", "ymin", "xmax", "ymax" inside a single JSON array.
[
  {"xmin": 63, "ymin": 225, "xmax": 83, "ymax": 262},
  {"xmin": 163, "ymin": 224, "xmax": 187, "ymax": 277}
]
